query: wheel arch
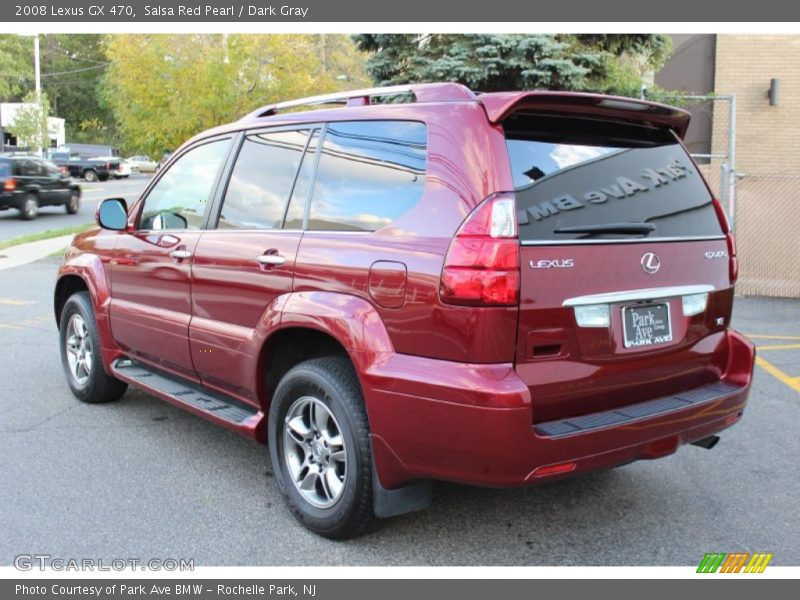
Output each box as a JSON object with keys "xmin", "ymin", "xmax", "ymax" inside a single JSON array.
[{"xmin": 255, "ymin": 291, "xmax": 394, "ymax": 416}]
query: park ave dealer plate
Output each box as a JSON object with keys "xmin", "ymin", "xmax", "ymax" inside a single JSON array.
[{"xmin": 622, "ymin": 303, "xmax": 673, "ymax": 348}]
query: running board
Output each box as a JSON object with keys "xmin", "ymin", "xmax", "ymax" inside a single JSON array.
[{"xmin": 112, "ymin": 358, "xmax": 260, "ymax": 431}]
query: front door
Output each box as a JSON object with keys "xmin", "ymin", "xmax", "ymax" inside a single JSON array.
[
  {"xmin": 190, "ymin": 127, "xmax": 320, "ymax": 401},
  {"xmin": 109, "ymin": 138, "xmax": 232, "ymax": 378}
]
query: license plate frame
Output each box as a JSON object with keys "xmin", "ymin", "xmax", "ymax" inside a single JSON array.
[{"xmin": 621, "ymin": 303, "xmax": 673, "ymax": 349}]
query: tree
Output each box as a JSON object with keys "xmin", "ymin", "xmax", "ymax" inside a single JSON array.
[
  {"xmin": 39, "ymin": 35, "xmax": 113, "ymax": 143},
  {"xmin": 352, "ymin": 34, "xmax": 671, "ymax": 96},
  {"xmin": 103, "ymin": 34, "xmax": 368, "ymax": 158},
  {"xmin": 0, "ymin": 35, "xmax": 33, "ymax": 99},
  {"xmin": 6, "ymin": 91, "xmax": 51, "ymax": 152}
]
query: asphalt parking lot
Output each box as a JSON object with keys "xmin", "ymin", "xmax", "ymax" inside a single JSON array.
[{"xmin": 0, "ymin": 257, "xmax": 798, "ymax": 566}]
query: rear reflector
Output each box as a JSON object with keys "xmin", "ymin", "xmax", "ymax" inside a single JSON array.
[
  {"xmin": 440, "ymin": 193, "xmax": 520, "ymax": 307},
  {"xmin": 531, "ymin": 462, "xmax": 577, "ymax": 478}
]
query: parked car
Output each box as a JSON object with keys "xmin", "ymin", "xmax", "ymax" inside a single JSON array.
[
  {"xmin": 54, "ymin": 83, "xmax": 755, "ymax": 539},
  {"xmin": 95, "ymin": 156, "xmax": 131, "ymax": 179},
  {"xmin": 127, "ymin": 155, "xmax": 158, "ymax": 173},
  {"xmin": 0, "ymin": 155, "xmax": 81, "ymax": 220},
  {"xmin": 50, "ymin": 155, "xmax": 112, "ymax": 182}
]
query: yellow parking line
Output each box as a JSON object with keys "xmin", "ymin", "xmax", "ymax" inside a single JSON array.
[
  {"xmin": 745, "ymin": 333, "xmax": 800, "ymax": 340},
  {"xmin": 755, "ymin": 356, "xmax": 800, "ymax": 394},
  {"xmin": 756, "ymin": 344, "xmax": 800, "ymax": 351},
  {"xmin": 0, "ymin": 297, "xmax": 36, "ymax": 306}
]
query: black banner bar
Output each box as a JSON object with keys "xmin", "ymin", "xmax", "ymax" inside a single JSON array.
[
  {"xmin": 3, "ymin": 579, "xmax": 796, "ymax": 600},
  {"xmin": 2, "ymin": 0, "xmax": 800, "ymax": 22}
]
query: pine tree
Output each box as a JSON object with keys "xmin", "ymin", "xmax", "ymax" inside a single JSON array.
[{"xmin": 352, "ymin": 34, "xmax": 670, "ymax": 96}]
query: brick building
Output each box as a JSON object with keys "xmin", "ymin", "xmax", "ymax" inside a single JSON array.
[{"xmin": 657, "ymin": 35, "xmax": 800, "ymax": 298}]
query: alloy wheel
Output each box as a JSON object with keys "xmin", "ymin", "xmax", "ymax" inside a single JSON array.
[
  {"xmin": 65, "ymin": 314, "xmax": 93, "ymax": 387},
  {"xmin": 283, "ymin": 396, "xmax": 348, "ymax": 509}
]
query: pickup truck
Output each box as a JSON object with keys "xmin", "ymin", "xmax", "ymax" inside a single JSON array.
[{"xmin": 49, "ymin": 152, "xmax": 113, "ymax": 182}]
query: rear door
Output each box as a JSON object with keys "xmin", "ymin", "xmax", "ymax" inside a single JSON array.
[
  {"xmin": 503, "ymin": 113, "xmax": 732, "ymax": 423},
  {"xmin": 189, "ymin": 127, "xmax": 319, "ymax": 401}
]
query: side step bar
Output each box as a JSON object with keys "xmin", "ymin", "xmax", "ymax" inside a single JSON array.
[
  {"xmin": 534, "ymin": 381, "xmax": 743, "ymax": 438},
  {"xmin": 112, "ymin": 358, "xmax": 261, "ymax": 435}
]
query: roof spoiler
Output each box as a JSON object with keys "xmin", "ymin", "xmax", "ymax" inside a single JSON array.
[{"xmin": 479, "ymin": 91, "xmax": 691, "ymax": 139}]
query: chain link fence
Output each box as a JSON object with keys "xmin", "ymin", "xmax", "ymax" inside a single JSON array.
[
  {"xmin": 661, "ymin": 93, "xmax": 799, "ymax": 298},
  {"xmin": 734, "ymin": 173, "xmax": 800, "ymax": 297}
]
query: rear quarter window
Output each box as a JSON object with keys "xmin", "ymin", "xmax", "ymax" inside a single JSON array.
[
  {"xmin": 505, "ymin": 114, "xmax": 723, "ymax": 243},
  {"xmin": 308, "ymin": 120, "xmax": 427, "ymax": 231},
  {"xmin": 0, "ymin": 161, "xmax": 10, "ymax": 178}
]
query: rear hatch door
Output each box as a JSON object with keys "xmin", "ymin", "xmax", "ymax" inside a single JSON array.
[{"xmin": 493, "ymin": 102, "xmax": 732, "ymax": 424}]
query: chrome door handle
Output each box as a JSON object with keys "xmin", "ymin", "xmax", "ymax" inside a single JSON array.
[
  {"xmin": 257, "ymin": 254, "xmax": 286, "ymax": 266},
  {"xmin": 169, "ymin": 249, "xmax": 192, "ymax": 260}
]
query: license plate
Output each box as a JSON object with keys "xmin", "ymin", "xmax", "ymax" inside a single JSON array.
[{"xmin": 622, "ymin": 303, "xmax": 672, "ymax": 348}]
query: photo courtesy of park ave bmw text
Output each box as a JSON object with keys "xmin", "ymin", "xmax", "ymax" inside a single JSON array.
[{"xmin": 0, "ymin": 0, "xmax": 799, "ymax": 593}]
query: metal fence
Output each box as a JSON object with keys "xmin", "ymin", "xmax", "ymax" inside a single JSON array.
[
  {"xmin": 661, "ymin": 93, "xmax": 799, "ymax": 298},
  {"xmin": 734, "ymin": 173, "xmax": 800, "ymax": 298}
]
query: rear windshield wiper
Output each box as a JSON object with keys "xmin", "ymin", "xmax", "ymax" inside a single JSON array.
[{"xmin": 553, "ymin": 222, "xmax": 656, "ymax": 236}]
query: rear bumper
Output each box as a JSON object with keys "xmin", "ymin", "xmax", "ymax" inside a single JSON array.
[
  {"xmin": 0, "ymin": 191, "xmax": 23, "ymax": 209},
  {"xmin": 363, "ymin": 329, "xmax": 755, "ymax": 488}
]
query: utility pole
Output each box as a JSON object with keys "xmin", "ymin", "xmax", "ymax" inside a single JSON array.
[{"xmin": 34, "ymin": 35, "xmax": 43, "ymax": 156}]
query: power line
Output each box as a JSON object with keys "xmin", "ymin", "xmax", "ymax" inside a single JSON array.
[{"xmin": 41, "ymin": 63, "xmax": 110, "ymax": 77}]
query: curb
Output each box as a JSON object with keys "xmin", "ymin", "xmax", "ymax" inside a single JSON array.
[{"xmin": 0, "ymin": 234, "xmax": 75, "ymax": 271}]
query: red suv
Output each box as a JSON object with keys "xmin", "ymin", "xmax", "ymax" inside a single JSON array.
[{"xmin": 54, "ymin": 83, "xmax": 755, "ymax": 538}]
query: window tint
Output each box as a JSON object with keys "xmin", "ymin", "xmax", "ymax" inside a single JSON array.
[
  {"xmin": 139, "ymin": 139, "xmax": 229, "ymax": 231},
  {"xmin": 308, "ymin": 120, "xmax": 426, "ymax": 231},
  {"xmin": 505, "ymin": 114, "xmax": 723, "ymax": 242},
  {"xmin": 283, "ymin": 129, "xmax": 319, "ymax": 229},
  {"xmin": 218, "ymin": 129, "xmax": 309, "ymax": 230}
]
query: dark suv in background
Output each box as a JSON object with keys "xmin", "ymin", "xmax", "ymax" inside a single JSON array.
[
  {"xmin": 54, "ymin": 83, "xmax": 755, "ymax": 538},
  {"xmin": 0, "ymin": 155, "xmax": 81, "ymax": 220}
]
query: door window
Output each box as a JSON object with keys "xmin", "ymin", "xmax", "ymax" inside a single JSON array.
[
  {"xmin": 139, "ymin": 139, "xmax": 230, "ymax": 231},
  {"xmin": 217, "ymin": 129, "xmax": 310, "ymax": 230}
]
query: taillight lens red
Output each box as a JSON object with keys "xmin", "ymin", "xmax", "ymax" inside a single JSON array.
[
  {"xmin": 711, "ymin": 197, "xmax": 738, "ymax": 284},
  {"xmin": 3, "ymin": 178, "xmax": 16, "ymax": 191},
  {"xmin": 440, "ymin": 193, "xmax": 520, "ymax": 307}
]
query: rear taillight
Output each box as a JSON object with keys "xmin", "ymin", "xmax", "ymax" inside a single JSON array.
[
  {"xmin": 712, "ymin": 197, "xmax": 738, "ymax": 284},
  {"xmin": 439, "ymin": 193, "xmax": 520, "ymax": 307},
  {"xmin": 3, "ymin": 178, "xmax": 16, "ymax": 192}
]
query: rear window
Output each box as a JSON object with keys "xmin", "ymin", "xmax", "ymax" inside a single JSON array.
[
  {"xmin": 0, "ymin": 160, "xmax": 10, "ymax": 178},
  {"xmin": 505, "ymin": 114, "xmax": 723, "ymax": 243}
]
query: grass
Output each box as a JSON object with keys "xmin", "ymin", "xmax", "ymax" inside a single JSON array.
[{"xmin": 0, "ymin": 222, "xmax": 94, "ymax": 251}]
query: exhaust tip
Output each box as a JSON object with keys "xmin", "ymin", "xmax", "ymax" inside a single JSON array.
[{"xmin": 691, "ymin": 435, "xmax": 721, "ymax": 450}]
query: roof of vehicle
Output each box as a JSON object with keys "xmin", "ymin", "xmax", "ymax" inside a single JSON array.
[{"xmin": 232, "ymin": 82, "xmax": 691, "ymax": 139}]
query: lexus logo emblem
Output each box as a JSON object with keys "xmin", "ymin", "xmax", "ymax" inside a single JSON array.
[{"xmin": 641, "ymin": 252, "xmax": 661, "ymax": 274}]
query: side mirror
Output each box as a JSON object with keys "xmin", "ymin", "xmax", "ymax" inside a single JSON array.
[{"xmin": 97, "ymin": 197, "xmax": 128, "ymax": 231}]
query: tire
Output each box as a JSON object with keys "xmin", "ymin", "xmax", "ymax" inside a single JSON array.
[
  {"xmin": 65, "ymin": 191, "xmax": 80, "ymax": 215},
  {"xmin": 59, "ymin": 291, "xmax": 127, "ymax": 404},
  {"xmin": 19, "ymin": 193, "xmax": 38, "ymax": 221},
  {"xmin": 83, "ymin": 169, "xmax": 97, "ymax": 182},
  {"xmin": 269, "ymin": 356, "xmax": 374, "ymax": 539}
]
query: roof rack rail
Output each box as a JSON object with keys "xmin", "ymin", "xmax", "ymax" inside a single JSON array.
[{"xmin": 239, "ymin": 82, "xmax": 475, "ymax": 121}]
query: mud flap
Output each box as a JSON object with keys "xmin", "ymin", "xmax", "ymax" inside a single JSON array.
[{"xmin": 372, "ymin": 464, "xmax": 432, "ymax": 519}]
